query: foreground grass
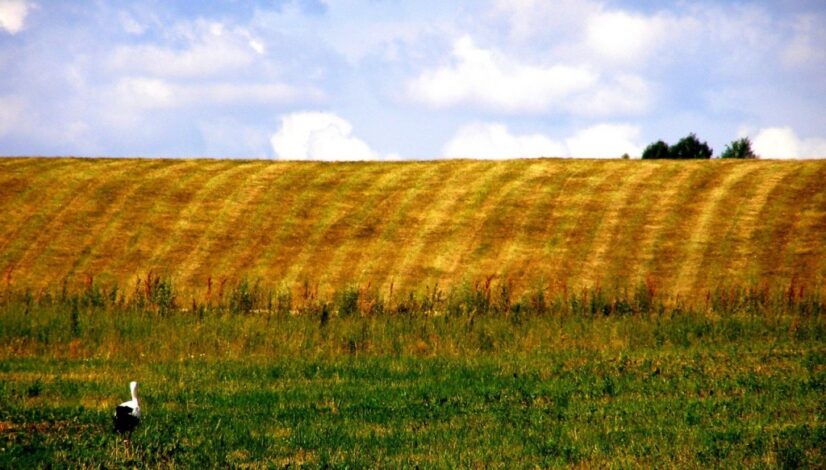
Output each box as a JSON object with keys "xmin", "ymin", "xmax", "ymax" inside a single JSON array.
[{"xmin": 1, "ymin": 305, "xmax": 824, "ymax": 467}]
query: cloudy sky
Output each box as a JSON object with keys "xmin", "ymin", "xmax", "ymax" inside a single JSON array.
[{"xmin": 1, "ymin": 0, "xmax": 825, "ymax": 159}]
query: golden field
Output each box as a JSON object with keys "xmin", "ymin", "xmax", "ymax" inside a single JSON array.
[{"xmin": 0, "ymin": 157, "xmax": 824, "ymax": 298}]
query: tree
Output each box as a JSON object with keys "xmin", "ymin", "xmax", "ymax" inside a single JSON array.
[
  {"xmin": 721, "ymin": 137, "xmax": 757, "ymax": 159},
  {"xmin": 641, "ymin": 140, "xmax": 671, "ymax": 159},
  {"xmin": 669, "ymin": 133, "xmax": 713, "ymax": 159}
]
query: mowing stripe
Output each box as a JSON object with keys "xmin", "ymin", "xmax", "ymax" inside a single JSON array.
[
  {"xmin": 569, "ymin": 162, "xmax": 659, "ymax": 288},
  {"xmin": 779, "ymin": 164, "xmax": 826, "ymax": 287},
  {"xmin": 60, "ymin": 160, "xmax": 200, "ymax": 285},
  {"xmin": 638, "ymin": 163, "xmax": 725, "ymax": 292},
  {"xmin": 221, "ymin": 162, "xmax": 323, "ymax": 283},
  {"xmin": 200, "ymin": 162, "xmax": 299, "ymax": 281},
  {"xmin": 0, "ymin": 158, "xmax": 76, "ymax": 212},
  {"xmin": 137, "ymin": 160, "xmax": 249, "ymax": 286},
  {"xmin": 286, "ymin": 164, "xmax": 402, "ymax": 293},
  {"xmin": 749, "ymin": 164, "xmax": 819, "ymax": 286},
  {"xmin": 367, "ymin": 160, "xmax": 482, "ymax": 294},
  {"xmin": 495, "ymin": 161, "xmax": 579, "ymax": 288},
  {"xmin": 175, "ymin": 162, "xmax": 282, "ymax": 286},
  {"xmin": 0, "ymin": 158, "xmax": 117, "ymax": 258},
  {"xmin": 251, "ymin": 163, "xmax": 344, "ymax": 285},
  {"xmin": 593, "ymin": 162, "xmax": 677, "ymax": 288},
  {"xmin": 504, "ymin": 162, "xmax": 593, "ymax": 292},
  {"xmin": 603, "ymin": 163, "xmax": 695, "ymax": 286},
  {"xmin": 540, "ymin": 163, "xmax": 620, "ymax": 289},
  {"xmin": 1, "ymin": 159, "xmax": 138, "ymax": 288},
  {"xmin": 412, "ymin": 161, "xmax": 519, "ymax": 289},
  {"xmin": 294, "ymin": 163, "xmax": 410, "ymax": 286},
  {"xmin": 1, "ymin": 159, "xmax": 825, "ymax": 297},
  {"xmin": 332, "ymin": 161, "xmax": 440, "ymax": 291},
  {"xmin": 724, "ymin": 164, "xmax": 796, "ymax": 285},
  {"xmin": 323, "ymin": 162, "xmax": 426, "ymax": 289},
  {"xmin": 389, "ymin": 161, "xmax": 503, "ymax": 291},
  {"xmin": 764, "ymin": 164, "xmax": 826, "ymax": 286},
  {"xmin": 30, "ymin": 160, "xmax": 183, "ymax": 288},
  {"xmin": 88, "ymin": 159, "xmax": 232, "ymax": 282},
  {"xmin": 672, "ymin": 161, "xmax": 766, "ymax": 297},
  {"xmin": 445, "ymin": 160, "xmax": 540, "ymax": 285},
  {"xmin": 691, "ymin": 163, "xmax": 789, "ymax": 291}
]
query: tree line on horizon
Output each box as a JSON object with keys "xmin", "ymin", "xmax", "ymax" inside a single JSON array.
[{"xmin": 636, "ymin": 134, "xmax": 758, "ymax": 160}]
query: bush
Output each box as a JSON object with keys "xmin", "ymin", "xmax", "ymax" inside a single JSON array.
[
  {"xmin": 721, "ymin": 137, "xmax": 757, "ymax": 159},
  {"xmin": 643, "ymin": 134, "xmax": 713, "ymax": 159},
  {"xmin": 670, "ymin": 133, "xmax": 713, "ymax": 159},
  {"xmin": 641, "ymin": 140, "xmax": 671, "ymax": 160}
]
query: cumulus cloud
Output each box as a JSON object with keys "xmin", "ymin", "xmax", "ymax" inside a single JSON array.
[
  {"xmin": 442, "ymin": 123, "xmax": 566, "ymax": 159},
  {"xmin": 0, "ymin": 0, "xmax": 32, "ymax": 34},
  {"xmin": 270, "ymin": 112, "xmax": 387, "ymax": 161},
  {"xmin": 585, "ymin": 11, "xmax": 668, "ymax": 64},
  {"xmin": 408, "ymin": 35, "xmax": 651, "ymax": 116},
  {"xmin": 564, "ymin": 124, "xmax": 642, "ymax": 158},
  {"xmin": 408, "ymin": 36, "xmax": 597, "ymax": 113},
  {"xmin": 441, "ymin": 122, "xmax": 643, "ymax": 159},
  {"xmin": 752, "ymin": 127, "xmax": 826, "ymax": 159}
]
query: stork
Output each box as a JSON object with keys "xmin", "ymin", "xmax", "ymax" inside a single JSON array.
[{"xmin": 113, "ymin": 381, "xmax": 141, "ymax": 435}]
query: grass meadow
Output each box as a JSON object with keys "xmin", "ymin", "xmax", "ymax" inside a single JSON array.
[{"xmin": 1, "ymin": 283, "xmax": 824, "ymax": 467}]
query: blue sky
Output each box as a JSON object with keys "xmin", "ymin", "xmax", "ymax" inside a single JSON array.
[{"xmin": 1, "ymin": 0, "xmax": 825, "ymax": 159}]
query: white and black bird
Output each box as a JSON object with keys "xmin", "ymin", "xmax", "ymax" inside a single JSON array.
[{"xmin": 113, "ymin": 381, "xmax": 141, "ymax": 435}]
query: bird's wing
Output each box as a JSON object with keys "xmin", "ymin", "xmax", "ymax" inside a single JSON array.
[
  {"xmin": 115, "ymin": 405, "xmax": 133, "ymax": 418},
  {"xmin": 116, "ymin": 399, "xmax": 139, "ymax": 416}
]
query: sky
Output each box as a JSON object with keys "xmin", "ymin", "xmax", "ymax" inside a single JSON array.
[{"xmin": 1, "ymin": 0, "xmax": 825, "ymax": 160}]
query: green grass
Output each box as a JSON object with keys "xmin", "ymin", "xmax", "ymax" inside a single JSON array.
[{"xmin": 1, "ymin": 298, "xmax": 824, "ymax": 467}]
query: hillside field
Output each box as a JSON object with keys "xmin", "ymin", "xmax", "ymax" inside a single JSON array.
[
  {"xmin": 2, "ymin": 157, "xmax": 825, "ymax": 467},
  {"xmin": 1, "ymin": 157, "xmax": 824, "ymax": 298}
]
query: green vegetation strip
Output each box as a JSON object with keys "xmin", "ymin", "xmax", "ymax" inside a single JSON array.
[{"xmin": 1, "ymin": 303, "xmax": 824, "ymax": 467}]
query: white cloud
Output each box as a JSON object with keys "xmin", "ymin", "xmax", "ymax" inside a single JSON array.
[
  {"xmin": 442, "ymin": 123, "xmax": 565, "ymax": 159},
  {"xmin": 0, "ymin": 0, "xmax": 32, "ymax": 34},
  {"xmin": 494, "ymin": 1, "xmax": 774, "ymax": 74},
  {"xmin": 108, "ymin": 77, "xmax": 319, "ymax": 111},
  {"xmin": 752, "ymin": 127, "xmax": 826, "ymax": 159},
  {"xmin": 111, "ymin": 77, "xmax": 175, "ymax": 109},
  {"xmin": 270, "ymin": 112, "xmax": 387, "ymax": 161},
  {"xmin": 569, "ymin": 74, "xmax": 652, "ymax": 117},
  {"xmin": 441, "ymin": 122, "xmax": 643, "ymax": 159},
  {"xmin": 564, "ymin": 124, "xmax": 643, "ymax": 158},
  {"xmin": 409, "ymin": 35, "xmax": 597, "ymax": 113},
  {"xmin": 408, "ymin": 35, "xmax": 652, "ymax": 116},
  {"xmin": 585, "ymin": 11, "xmax": 666, "ymax": 64},
  {"xmin": 110, "ymin": 21, "xmax": 265, "ymax": 78}
]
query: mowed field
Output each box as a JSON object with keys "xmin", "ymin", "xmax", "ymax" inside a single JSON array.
[
  {"xmin": 2, "ymin": 157, "xmax": 826, "ymax": 467},
  {"xmin": 1, "ymin": 157, "xmax": 824, "ymax": 297}
]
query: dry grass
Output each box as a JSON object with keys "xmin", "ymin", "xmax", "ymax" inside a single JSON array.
[{"xmin": 0, "ymin": 157, "xmax": 824, "ymax": 298}]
